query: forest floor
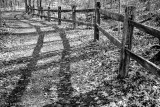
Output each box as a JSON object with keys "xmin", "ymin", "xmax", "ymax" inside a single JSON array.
[{"xmin": 1, "ymin": 11, "xmax": 160, "ymax": 107}]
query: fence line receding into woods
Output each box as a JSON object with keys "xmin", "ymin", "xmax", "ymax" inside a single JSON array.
[{"xmin": 2, "ymin": 2, "xmax": 160, "ymax": 79}]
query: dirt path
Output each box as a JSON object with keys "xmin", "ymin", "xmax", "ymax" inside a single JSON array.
[
  {"xmin": 55, "ymin": 26, "xmax": 73, "ymax": 105},
  {"xmin": 1, "ymin": 12, "xmax": 99, "ymax": 107},
  {"xmin": 0, "ymin": 17, "xmax": 93, "ymax": 61},
  {"xmin": 6, "ymin": 26, "xmax": 45, "ymax": 106}
]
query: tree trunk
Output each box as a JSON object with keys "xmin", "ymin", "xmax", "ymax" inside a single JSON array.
[
  {"xmin": 0, "ymin": 0, "xmax": 2, "ymax": 27},
  {"xmin": 4, "ymin": 0, "xmax": 8, "ymax": 10},
  {"xmin": 40, "ymin": 0, "xmax": 42, "ymax": 7},
  {"xmin": 145, "ymin": 1, "xmax": 151, "ymax": 11},
  {"xmin": 0, "ymin": 10, "xmax": 2, "ymax": 27},
  {"xmin": 37, "ymin": 0, "xmax": 39, "ymax": 8},
  {"xmin": 111, "ymin": 0, "xmax": 113, "ymax": 8},
  {"xmin": 33, "ymin": 0, "xmax": 35, "ymax": 6},
  {"xmin": 29, "ymin": 0, "xmax": 31, "ymax": 6},
  {"xmin": 25, "ymin": 0, "xmax": 28, "ymax": 12}
]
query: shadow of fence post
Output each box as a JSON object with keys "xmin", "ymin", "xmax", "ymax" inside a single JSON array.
[{"xmin": 53, "ymin": 26, "xmax": 73, "ymax": 105}]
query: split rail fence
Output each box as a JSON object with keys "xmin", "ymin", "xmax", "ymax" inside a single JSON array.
[
  {"xmin": 2, "ymin": 2, "xmax": 160, "ymax": 78},
  {"xmin": 94, "ymin": 2, "xmax": 160, "ymax": 78},
  {"xmin": 27, "ymin": 5, "xmax": 95, "ymax": 29}
]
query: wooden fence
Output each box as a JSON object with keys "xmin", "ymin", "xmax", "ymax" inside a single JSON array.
[
  {"xmin": 94, "ymin": 2, "xmax": 160, "ymax": 78},
  {"xmin": 2, "ymin": 2, "xmax": 160, "ymax": 79},
  {"xmin": 27, "ymin": 5, "xmax": 95, "ymax": 29},
  {"xmin": 27, "ymin": 2, "xmax": 160, "ymax": 78}
]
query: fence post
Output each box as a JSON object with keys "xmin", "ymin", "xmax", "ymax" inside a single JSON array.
[
  {"xmin": 58, "ymin": 6, "xmax": 61, "ymax": 25},
  {"xmin": 94, "ymin": 2, "xmax": 101, "ymax": 41},
  {"xmin": 29, "ymin": 6, "xmax": 31, "ymax": 14},
  {"xmin": 39, "ymin": 7, "xmax": 41, "ymax": 18},
  {"xmin": 40, "ymin": 7, "xmax": 43, "ymax": 19},
  {"xmin": 27, "ymin": 5, "xmax": 29, "ymax": 13},
  {"xmin": 118, "ymin": 6, "xmax": 135, "ymax": 79},
  {"xmin": 72, "ymin": 5, "xmax": 76, "ymax": 29},
  {"xmin": 27, "ymin": 5, "xmax": 30, "ymax": 14},
  {"xmin": 31, "ymin": 6, "xmax": 33, "ymax": 14},
  {"xmin": 33, "ymin": 5, "xmax": 35, "ymax": 14},
  {"xmin": 48, "ymin": 6, "xmax": 51, "ymax": 22},
  {"xmin": 38, "ymin": 7, "xmax": 40, "ymax": 17},
  {"xmin": 26, "ymin": 5, "xmax": 28, "ymax": 13},
  {"xmin": 25, "ymin": 0, "xmax": 28, "ymax": 13}
]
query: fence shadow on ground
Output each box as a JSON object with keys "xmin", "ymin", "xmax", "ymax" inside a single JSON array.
[
  {"xmin": 54, "ymin": 26, "xmax": 74, "ymax": 105},
  {"xmin": 5, "ymin": 26, "xmax": 45, "ymax": 106}
]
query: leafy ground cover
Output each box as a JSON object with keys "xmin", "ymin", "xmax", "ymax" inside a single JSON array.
[{"xmin": 0, "ymin": 10, "xmax": 160, "ymax": 107}]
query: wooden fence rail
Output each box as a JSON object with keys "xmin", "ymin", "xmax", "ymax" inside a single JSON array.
[
  {"xmin": 96, "ymin": 24, "xmax": 121, "ymax": 48},
  {"xmin": 28, "ymin": 7, "xmax": 94, "ymax": 13},
  {"xmin": 99, "ymin": 8, "xmax": 160, "ymax": 40},
  {"xmin": 99, "ymin": 9, "xmax": 124, "ymax": 22},
  {"xmin": 130, "ymin": 21, "xmax": 160, "ymax": 39},
  {"xmin": 126, "ymin": 49, "xmax": 160, "ymax": 76}
]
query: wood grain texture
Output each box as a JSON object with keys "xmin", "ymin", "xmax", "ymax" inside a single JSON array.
[
  {"xmin": 126, "ymin": 49, "xmax": 160, "ymax": 76},
  {"xmin": 99, "ymin": 9, "xmax": 124, "ymax": 22},
  {"xmin": 96, "ymin": 24, "xmax": 121, "ymax": 48}
]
